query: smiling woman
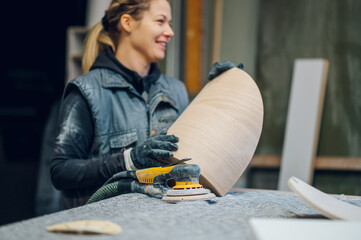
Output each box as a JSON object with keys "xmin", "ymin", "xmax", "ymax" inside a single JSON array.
[
  {"xmin": 50, "ymin": 0, "xmax": 189, "ymax": 209},
  {"xmin": 82, "ymin": 0, "xmax": 173, "ymax": 74},
  {"xmin": 116, "ymin": 0, "xmax": 174, "ymax": 72}
]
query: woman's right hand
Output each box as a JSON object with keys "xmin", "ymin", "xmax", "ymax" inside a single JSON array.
[{"xmin": 130, "ymin": 134, "xmax": 179, "ymax": 169}]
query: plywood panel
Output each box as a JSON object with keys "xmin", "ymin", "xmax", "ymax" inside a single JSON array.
[{"xmin": 168, "ymin": 68, "xmax": 263, "ymax": 196}]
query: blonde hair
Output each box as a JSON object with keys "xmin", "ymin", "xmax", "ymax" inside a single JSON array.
[{"xmin": 82, "ymin": 0, "xmax": 153, "ymax": 73}]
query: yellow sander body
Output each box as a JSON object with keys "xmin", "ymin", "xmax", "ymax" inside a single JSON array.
[
  {"xmin": 87, "ymin": 162, "xmax": 216, "ymax": 204},
  {"xmin": 136, "ymin": 164, "xmax": 216, "ymax": 202}
]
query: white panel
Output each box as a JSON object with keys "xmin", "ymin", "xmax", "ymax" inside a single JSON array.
[
  {"xmin": 278, "ymin": 59, "xmax": 329, "ymax": 191},
  {"xmin": 249, "ymin": 218, "xmax": 361, "ymax": 240}
]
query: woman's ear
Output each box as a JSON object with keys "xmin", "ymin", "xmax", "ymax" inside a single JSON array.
[{"xmin": 118, "ymin": 14, "xmax": 133, "ymax": 33}]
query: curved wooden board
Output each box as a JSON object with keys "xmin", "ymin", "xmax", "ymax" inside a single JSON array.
[
  {"xmin": 168, "ymin": 68, "xmax": 263, "ymax": 196},
  {"xmin": 288, "ymin": 176, "xmax": 361, "ymax": 221}
]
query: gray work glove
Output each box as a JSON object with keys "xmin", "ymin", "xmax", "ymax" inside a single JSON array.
[
  {"xmin": 130, "ymin": 134, "xmax": 179, "ymax": 169},
  {"xmin": 208, "ymin": 61, "xmax": 244, "ymax": 80}
]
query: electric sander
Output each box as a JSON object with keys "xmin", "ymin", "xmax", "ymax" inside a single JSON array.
[{"xmin": 87, "ymin": 160, "xmax": 216, "ymax": 204}]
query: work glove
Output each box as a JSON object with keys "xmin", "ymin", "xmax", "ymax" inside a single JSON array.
[
  {"xmin": 130, "ymin": 134, "xmax": 179, "ymax": 169},
  {"xmin": 207, "ymin": 61, "xmax": 244, "ymax": 80}
]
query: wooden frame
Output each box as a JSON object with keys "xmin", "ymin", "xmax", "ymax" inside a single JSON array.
[
  {"xmin": 250, "ymin": 155, "xmax": 361, "ymax": 171},
  {"xmin": 185, "ymin": 0, "xmax": 203, "ymax": 94}
]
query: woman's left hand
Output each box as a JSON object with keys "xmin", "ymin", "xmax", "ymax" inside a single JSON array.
[{"xmin": 130, "ymin": 134, "xmax": 179, "ymax": 169}]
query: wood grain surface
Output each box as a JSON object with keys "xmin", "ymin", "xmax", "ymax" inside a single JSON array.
[{"xmin": 167, "ymin": 68, "xmax": 263, "ymax": 196}]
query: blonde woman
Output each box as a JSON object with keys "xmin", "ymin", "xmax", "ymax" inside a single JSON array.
[{"xmin": 50, "ymin": 0, "xmax": 188, "ymax": 209}]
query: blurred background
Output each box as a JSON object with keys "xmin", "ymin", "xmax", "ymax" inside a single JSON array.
[{"xmin": 0, "ymin": 0, "xmax": 360, "ymax": 225}]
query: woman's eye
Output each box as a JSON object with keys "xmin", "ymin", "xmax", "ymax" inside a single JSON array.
[{"xmin": 157, "ymin": 19, "xmax": 164, "ymax": 24}]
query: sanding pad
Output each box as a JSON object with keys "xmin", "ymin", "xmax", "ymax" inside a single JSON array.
[{"xmin": 162, "ymin": 192, "xmax": 216, "ymax": 203}]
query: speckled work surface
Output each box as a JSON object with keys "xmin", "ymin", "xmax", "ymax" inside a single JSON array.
[{"xmin": 1, "ymin": 190, "xmax": 361, "ymax": 240}]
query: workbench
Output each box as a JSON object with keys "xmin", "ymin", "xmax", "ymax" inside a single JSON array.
[{"xmin": 1, "ymin": 189, "xmax": 360, "ymax": 240}]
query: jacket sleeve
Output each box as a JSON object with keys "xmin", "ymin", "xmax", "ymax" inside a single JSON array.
[{"xmin": 50, "ymin": 87, "xmax": 126, "ymax": 190}]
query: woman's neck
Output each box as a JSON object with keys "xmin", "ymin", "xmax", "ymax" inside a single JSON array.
[{"xmin": 115, "ymin": 44, "xmax": 150, "ymax": 77}]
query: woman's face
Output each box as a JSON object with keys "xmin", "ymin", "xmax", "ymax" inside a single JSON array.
[{"xmin": 129, "ymin": 0, "xmax": 174, "ymax": 64}]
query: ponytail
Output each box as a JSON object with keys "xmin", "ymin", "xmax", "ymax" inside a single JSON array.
[{"xmin": 82, "ymin": 22, "xmax": 115, "ymax": 74}]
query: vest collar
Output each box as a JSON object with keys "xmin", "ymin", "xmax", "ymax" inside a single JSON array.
[
  {"xmin": 101, "ymin": 69, "xmax": 130, "ymax": 89},
  {"xmin": 100, "ymin": 69, "xmax": 178, "ymax": 111}
]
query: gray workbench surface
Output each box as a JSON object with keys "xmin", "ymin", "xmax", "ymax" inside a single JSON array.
[{"xmin": 1, "ymin": 190, "xmax": 361, "ymax": 240}]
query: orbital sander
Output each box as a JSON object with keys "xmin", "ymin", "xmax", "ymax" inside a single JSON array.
[{"xmin": 87, "ymin": 159, "xmax": 216, "ymax": 204}]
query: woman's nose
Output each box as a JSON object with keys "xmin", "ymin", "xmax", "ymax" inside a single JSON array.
[{"xmin": 164, "ymin": 24, "xmax": 174, "ymax": 38}]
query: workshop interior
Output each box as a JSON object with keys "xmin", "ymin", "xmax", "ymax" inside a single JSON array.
[{"xmin": 0, "ymin": 0, "xmax": 360, "ymax": 231}]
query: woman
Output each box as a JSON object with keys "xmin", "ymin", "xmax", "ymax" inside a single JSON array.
[{"xmin": 50, "ymin": 0, "xmax": 188, "ymax": 209}]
